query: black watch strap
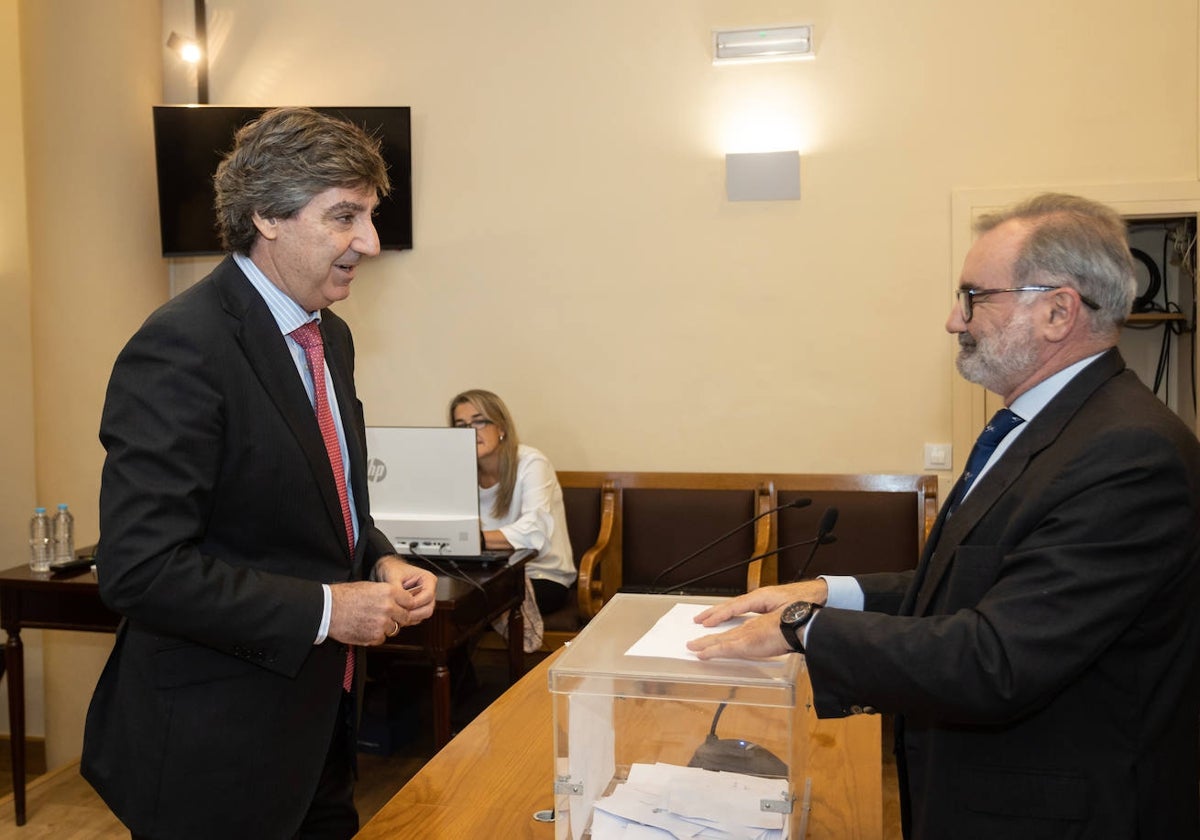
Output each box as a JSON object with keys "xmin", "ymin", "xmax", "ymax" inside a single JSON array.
[{"xmin": 780, "ymin": 600, "xmax": 820, "ymax": 653}]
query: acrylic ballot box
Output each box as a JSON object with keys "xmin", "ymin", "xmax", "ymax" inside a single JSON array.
[{"xmin": 549, "ymin": 592, "xmax": 807, "ymax": 840}]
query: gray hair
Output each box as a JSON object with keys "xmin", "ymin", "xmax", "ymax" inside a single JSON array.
[
  {"xmin": 213, "ymin": 107, "xmax": 390, "ymax": 255},
  {"xmin": 975, "ymin": 193, "xmax": 1135, "ymax": 335}
]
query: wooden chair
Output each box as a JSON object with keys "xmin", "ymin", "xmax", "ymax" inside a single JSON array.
[
  {"xmin": 538, "ymin": 475, "xmax": 621, "ymax": 650},
  {"xmin": 608, "ymin": 472, "xmax": 773, "ymax": 595},
  {"xmin": 542, "ymin": 472, "xmax": 774, "ymax": 649},
  {"xmin": 753, "ymin": 473, "xmax": 938, "ymax": 585}
]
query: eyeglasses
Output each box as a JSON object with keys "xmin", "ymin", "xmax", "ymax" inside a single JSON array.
[
  {"xmin": 453, "ymin": 418, "xmax": 495, "ymax": 431},
  {"xmin": 956, "ymin": 285, "xmax": 1101, "ymax": 322}
]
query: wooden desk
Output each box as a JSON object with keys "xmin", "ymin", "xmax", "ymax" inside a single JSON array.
[
  {"xmin": 0, "ymin": 565, "xmax": 117, "ymax": 826},
  {"xmin": 357, "ymin": 650, "xmax": 884, "ymax": 840},
  {"xmin": 0, "ymin": 553, "xmax": 531, "ymax": 826},
  {"xmin": 375, "ymin": 551, "xmax": 532, "ymax": 748}
]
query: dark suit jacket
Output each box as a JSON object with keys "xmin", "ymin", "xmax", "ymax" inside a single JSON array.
[
  {"xmin": 807, "ymin": 349, "xmax": 1200, "ymax": 840},
  {"xmin": 82, "ymin": 257, "xmax": 395, "ymax": 839}
]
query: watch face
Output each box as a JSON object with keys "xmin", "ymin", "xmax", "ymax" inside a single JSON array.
[{"xmin": 782, "ymin": 601, "xmax": 813, "ymax": 624}]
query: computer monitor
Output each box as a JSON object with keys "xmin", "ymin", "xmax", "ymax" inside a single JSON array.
[{"xmin": 364, "ymin": 427, "xmax": 482, "ymax": 556}]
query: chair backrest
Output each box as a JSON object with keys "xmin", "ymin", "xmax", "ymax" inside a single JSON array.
[
  {"xmin": 621, "ymin": 486, "xmax": 758, "ymax": 594},
  {"xmin": 561, "ymin": 484, "xmax": 601, "ymax": 569},
  {"xmin": 576, "ymin": 472, "xmax": 771, "ymax": 596},
  {"xmin": 765, "ymin": 474, "xmax": 937, "ymax": 583}
]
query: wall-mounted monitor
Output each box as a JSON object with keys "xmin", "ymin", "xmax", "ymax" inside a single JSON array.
[{"xmin": 151, "ymin": 105, "xmax": 413, "ymax": 257}]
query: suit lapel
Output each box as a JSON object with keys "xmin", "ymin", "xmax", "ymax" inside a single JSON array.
[
  {"xmin": 910, "ymin": 349, "xmax": 1127, "ymax": 616},
  {"xmin": 213, "ymin": 259, "xmax": 352, "ymax": 562}
]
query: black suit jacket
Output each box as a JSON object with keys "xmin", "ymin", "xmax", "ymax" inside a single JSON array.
[
  {"xmin": 82, "ymin": 257, "xmax": 394, "ymax": 839},
  {"xmin": 807, "ymin": 349, "xmax": 1200, "ymax": 839}
]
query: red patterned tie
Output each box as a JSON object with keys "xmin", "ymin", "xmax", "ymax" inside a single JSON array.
[{"xmin": 291, "ymin": 321, "xmax": 356, "ymax": 692}]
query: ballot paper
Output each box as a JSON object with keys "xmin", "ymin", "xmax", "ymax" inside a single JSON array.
[
  {"xmin": 588, "ymin": 762, "xmax": 787, "ymax": 839},
  {"xmin": 624, "ymin": 602, "xmax": 786, "ymax": 665}
]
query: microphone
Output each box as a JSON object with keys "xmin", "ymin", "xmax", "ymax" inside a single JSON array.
[
  {"xmin": 649, "ymin": 497, "xmax": 812, "ymax": 590},
  {"xmin": 791, "ymin": 507, "xmax": 839, "ymax": 582},
  {"xmin": 658, "ymin": 529, "xmax": 837, "ymax": 594}
]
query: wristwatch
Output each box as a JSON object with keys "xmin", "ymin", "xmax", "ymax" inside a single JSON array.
[{"xmin": 780, "ymin": 601, "xmax": 820, "ymax": 653}]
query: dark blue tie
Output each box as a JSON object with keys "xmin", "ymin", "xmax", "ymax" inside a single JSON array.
[{"xmin": 947, "ymin": 408, "xmax": 1024, "ymax": 514}]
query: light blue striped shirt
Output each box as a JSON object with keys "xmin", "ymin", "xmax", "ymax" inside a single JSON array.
[{"xmin": 233, "ymin": 253, "xmax": 357, "ymax": 643}]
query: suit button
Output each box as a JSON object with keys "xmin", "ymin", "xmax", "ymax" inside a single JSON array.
[
  {"xmin": 850, "ymin": 705, "xmax": 864, "ymax": 715},
  {"xmin": 862, "ymin": 706, "xmax": 877, "ymax": 715}
]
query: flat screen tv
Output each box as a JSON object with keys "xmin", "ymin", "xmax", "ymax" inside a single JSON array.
[{"xmin": 151, "ymin": 105, "xmax": 413, "ymax": 257}]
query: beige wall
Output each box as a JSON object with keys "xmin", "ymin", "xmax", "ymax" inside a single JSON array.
[
  {"xmin": 0, "ymin": 0, "xmax": 43, "ymax": 742},
  {"xmin": 7, "ymin": 0, "xmax": 1198, "ymax": 767},
  {"xmin": 14, "ymin": 0, "xmax": 165, "ymax": 767}
]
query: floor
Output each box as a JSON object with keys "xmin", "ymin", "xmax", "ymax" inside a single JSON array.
[{"xmin": 0, "ymin": 649, "xmax": 902, "ymax": 839}]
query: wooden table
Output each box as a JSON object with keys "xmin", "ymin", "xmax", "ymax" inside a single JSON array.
[
  {"xmin": 0, "ymin": 552, "xmax": 531, "ymax": 826},
  {"xmin": 375, "ymin": 551, "xmax": 532, "ymax": 748},
  {"xmin": 356, "ymin": 650, "xmax": 884, "ymax": 840},
  {"xmin": 0, "ymin": 565, "xmax": 117, "ymax": 826}
]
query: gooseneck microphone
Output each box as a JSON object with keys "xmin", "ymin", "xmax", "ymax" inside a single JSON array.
[
  {"xmin": 791, "ymin": 507, "xmax": 839, "ymax": 582},
  {"xmin": 658, "ymin": 506, "xmax": 839, "ymax": 594},
  {"xmin": 649, "ymin": 497, "xmax": 812, "ymax": 590}
]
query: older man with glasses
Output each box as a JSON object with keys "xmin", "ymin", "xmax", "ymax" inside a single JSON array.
[{"xmin": 689, "ymin": 193, "xmax": 1200, "ymax": 840}]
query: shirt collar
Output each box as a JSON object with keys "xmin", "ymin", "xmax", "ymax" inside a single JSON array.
[
  {"xmin": 1009, "ymin": 351, "xmax": 1107, "ymax": 423},
  {"xmin": 233, "ymin": 252, "xmax": 320, "ymax": 335}
]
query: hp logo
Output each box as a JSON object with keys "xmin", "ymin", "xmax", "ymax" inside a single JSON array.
[{"xmin": 367, "ymin": 458, "xmax": 387, "ymax": 483}]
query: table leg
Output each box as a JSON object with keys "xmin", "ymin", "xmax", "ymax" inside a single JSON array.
[
  {"xmin": 507, "ymin": 603, "xmax": 524, "ymax": 684},
  {"xmin": 5, "ymin": 628, "xmax": 25, "ymax": 825},
  {"xmin": 431, "ymin": 655, "xmax": 451, "ymax": 749}
]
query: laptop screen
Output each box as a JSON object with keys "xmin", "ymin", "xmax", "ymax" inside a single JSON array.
[{"xmin": 364, "ymin": 426, "xmax": 482, "ymax": 556}]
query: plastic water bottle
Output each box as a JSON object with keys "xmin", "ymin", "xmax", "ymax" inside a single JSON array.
[
  {"xmin": 53, "ymin": 503, "xmax": 75, "ymax": 566},
  {"xmin": 28, "ymin": 507, "xmax": 51, "ymax": 572}
]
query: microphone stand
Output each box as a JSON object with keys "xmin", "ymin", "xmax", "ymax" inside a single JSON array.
[
  {"xmin": 657, "ymin": 535, "xmax": 832, "ymax": 594},
  {"xmin": 791, "ymin": 508, "xmax": 839, "ymax": 582},
  {"xmin": 649, "ymin": 498, "xmax": 811, "ymax": 590}
]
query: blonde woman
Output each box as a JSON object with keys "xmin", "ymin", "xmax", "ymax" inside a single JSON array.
[{"xmin": 449, "ymin": 389, "xmax": 575, "ymax": 613}]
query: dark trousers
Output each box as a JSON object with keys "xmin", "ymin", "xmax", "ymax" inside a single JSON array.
[
  {"xmin": 295, "ymin": 690, "xmax": 359, "ymax": 840},
  {"xmin": 132, "ymin": 692, "xmax": 358, "ymax": 840},
  {"xmin": 532, "ymin": 578, "xmax": 569, "ymax": 614}
]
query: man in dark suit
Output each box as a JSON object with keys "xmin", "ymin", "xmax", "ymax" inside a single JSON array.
[
  {"xmin": 82, "ymin": 107, "xmax": 437, "ymax": 840},
  {"xmin": 689, "ymin": 193, "xmax": 1200, "ymax": 839}
]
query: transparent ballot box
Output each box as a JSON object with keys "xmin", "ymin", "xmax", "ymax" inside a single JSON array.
[{"xmin": 549, "ymin": 593, "xmax": 807, "ymax": 840}]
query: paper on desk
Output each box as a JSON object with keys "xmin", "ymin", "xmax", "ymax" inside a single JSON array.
[
  {"xmin": 590, "ymin": 762, "xmax": 785, "ymax": 840},
  {"xmin": 625, "ymin": 603, "xmax": 784, "ymax": 664}
]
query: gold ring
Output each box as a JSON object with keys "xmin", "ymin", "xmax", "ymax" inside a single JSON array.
[{"xmin": 387, "ymin": 620, "xmax": 400, "ymax": 638}]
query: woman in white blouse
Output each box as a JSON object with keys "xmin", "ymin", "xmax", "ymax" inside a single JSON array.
[{"xmin": 449, "ymin": 389, "xmax": 576, "ymax": 613}]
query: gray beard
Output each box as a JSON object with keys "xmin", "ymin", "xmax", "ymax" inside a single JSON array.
[{"xmin": 955, "ymin": 310, "xmax": 1038, "ymax": 395}]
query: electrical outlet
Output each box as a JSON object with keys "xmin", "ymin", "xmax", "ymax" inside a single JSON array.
[{"xmin": 924, "ymin": 443, "xmax": 952, "ymax": 470}]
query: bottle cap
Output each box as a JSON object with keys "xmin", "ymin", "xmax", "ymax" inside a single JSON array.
[
  {"xmin": 57, "ymin": 504, "xmax": 69, "ymax": 511},
  {"xmin": 34, "ymin": 507, "xmax": 46, "ymax": 514}
]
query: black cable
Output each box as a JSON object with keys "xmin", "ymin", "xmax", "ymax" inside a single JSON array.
[
  {"xmin": 1131, "ymin": 247, "xmax": 1162, "ymax": 313},
  {"xmin": 410, "ymin": 548, "xmax": 486, "ymax": 594}
]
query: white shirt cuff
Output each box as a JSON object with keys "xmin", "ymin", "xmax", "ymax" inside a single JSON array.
[
  {"xmin": 315, "ymin": 583, "xmax": 332, "ymax": 644},
  {"xmin": 820, "ymin": 574, "xmax": 865, "ymax": 611},
  {"xmin": 803, "ymin": 574, "xmax": 864, "ymax": 647}
]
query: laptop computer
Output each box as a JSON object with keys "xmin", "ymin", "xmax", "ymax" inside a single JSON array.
[{"xmin": 364, "ymin": 426, "xmax": 499, "ymax": 559}]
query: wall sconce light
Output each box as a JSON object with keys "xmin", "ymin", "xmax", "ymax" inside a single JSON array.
[
  {"xmin": 714, "ymin": 25, "xmax": 814, "ymax": 65},
  {"xmin": 725, "ymin": 151, "xmax": 800, "ymax": 201},
  {"xmin": 166, "ymin": 31, "xmax": 202, "ymax": 64},
  {"xmin": 164, "ymin": 0, "xmax": 209, "ymax": 104}
]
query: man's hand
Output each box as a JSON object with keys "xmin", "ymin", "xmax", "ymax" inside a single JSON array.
[
  {"xmin": 686, "ymin": 579, "xmax": 828, "ymax": 661},
  {"xmin": 687, "ymin": 609, "xmax": 792, "ymax": 660},
  {"xmin": 327, "ymin": 557, "xmax": 438, "ymax": 645},
  {"xmin": 691, "ymin": 579, "xmax": 828, "ymax": 627}
]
